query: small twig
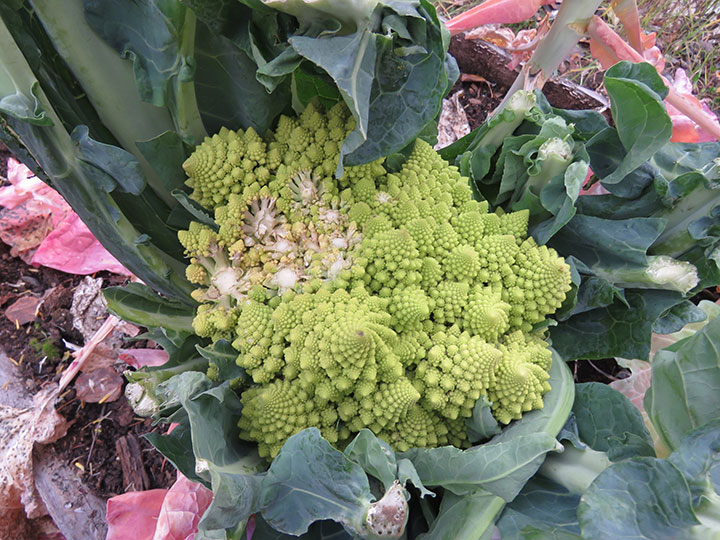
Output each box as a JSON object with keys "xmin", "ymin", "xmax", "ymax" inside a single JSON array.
[
  {"xmin": 586, "ymin": 360, "xmax": 618, "ymax": 381},
  {"xmin": 86, "ymin": 404, "xmax": 107, "ymax": 467}
]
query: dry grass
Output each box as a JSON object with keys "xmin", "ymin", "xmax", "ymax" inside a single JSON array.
[{"xmin": 637, "ymin": 0, "xmax": 720, "ymax": 109}]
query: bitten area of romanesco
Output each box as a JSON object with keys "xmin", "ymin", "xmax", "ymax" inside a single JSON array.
[{"xmin": 177, "ymin": 101, "xmax": 572, "ymax": 459}]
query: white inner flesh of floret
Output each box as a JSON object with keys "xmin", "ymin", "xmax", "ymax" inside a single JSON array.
[
  {"xmin": 291, "ymin": 170, "xmax": 321, "ymax": 203},
  {"xmin": 273, "ymin": 267, "xmax": 301, "ymax": 291},
  {"xmin": 213, "ymin": 266, "xmax": 241, "ymax": 297},
  {"xmin": 376, "ymin": 192, "xmax": 393, "ymax": 204},
  {"xmin": 243, "ymin": 197, "xmax": 284, "ymax": 246}
]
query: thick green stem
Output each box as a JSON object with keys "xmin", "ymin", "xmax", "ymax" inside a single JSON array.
[
  {"xmin": 175, "ymin": 8, "xmax": 206, "ymax": 145},
  {"xmin": 693, "ymin": 490, "xmax": 720, "ymax": 537},
  {"xmin": 650, "ymin": 181, "xmax": 720, "ymax": 259},
  {"xmin": 594, "ymin": 255, "xmax": 700, "ymax": 294},
  {"xmin": 29, "ymin": 0, "xmax": 178, "ymax": 206},
  {"xmin": 500, "ymin": 0, "xmax": 604, "ymax": 106},
  {"xmin": 538, "ymin": 444, "xmax": 611, "ymax": 495}
]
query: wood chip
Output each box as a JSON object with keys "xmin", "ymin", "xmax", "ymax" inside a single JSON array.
[{"xmin": 115, "ymin": 436, "xmax": 149, "ymax": 492}]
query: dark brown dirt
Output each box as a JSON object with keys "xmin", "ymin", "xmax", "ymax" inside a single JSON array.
[
  {"xmin": 0, "ymin": 238, "xmax": 175, "ymax": 499},
  {"xmin": 449, "ymin": 36, "xmax": 608, "ymax": 130}
]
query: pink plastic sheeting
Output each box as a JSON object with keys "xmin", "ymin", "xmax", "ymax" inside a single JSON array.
[
  {"xmin": 0, "ymin": 158, "xmax": 131, "ymax": 275},
  {"xmin": 105, "ymin": 474, "xmax": 212, "ymax": 540},
  {"xmin": 105, "ymin": 489, "xmax": 169, "ymax": 540},
  {"xmin": 119, "ymin": 348, "xmax": 171, "ymax": 369}
]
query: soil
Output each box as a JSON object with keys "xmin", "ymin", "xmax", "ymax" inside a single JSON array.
[{"xmin": 0, "ymin": 213, "xmax": 174, "ymax": 513}]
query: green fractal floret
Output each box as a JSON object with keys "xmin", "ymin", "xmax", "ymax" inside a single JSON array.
[{"xmin": 177, "ymin": 102, "xmax": 573, "ymax": 459}]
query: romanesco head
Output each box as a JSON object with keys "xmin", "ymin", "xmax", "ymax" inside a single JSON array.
[{"xmin": 178, "ymin": 103, "xmax": 573, "ymax": 459}]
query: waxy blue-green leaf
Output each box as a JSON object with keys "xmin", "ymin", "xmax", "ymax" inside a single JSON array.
[
  {"xmin": 396, "ymin": 458, "xmax": 434, "ymax": 498},
  {"xmin": 83, "ymin": 0, "xmax": 206, "ymax": 143},
  {"xmin": 645, "ymin": 316, "xmax": 720, "ymax": 451},
  {"xmin": 145, "ymin": 420, "xmax": 207, "ymax": 484},
  {"xmin": 668, "ymin": 419, "xmax": 720, "ymax": 503},
  {"xmin": 344, "ymin": 0, "xmax": 455, "ymax": 165},
  {"xmin": 250, "ymin": 516, "xmax": 353, "ymax": 540},
  {"xmin": 417, "ymin": 490, "xmax": 504, "ymax": 540},
  {"xmin": 652, "ymin": 300, "xmax": 707, "ymax": 334},
  {"xmin": 578, "ymin": 458, "xmax": 699, "ymax": 540},
  {"xmin": 573, "ymin": 383, "xmax": 655, "ymax": 461},
  {"xmin": 136, "ymin": 131, "xmax": 192, "ymax": 193},
  {"xmin": 550, "ymin": 289, "xmax": 683, "ymax": 360},
  {"xmin": 601, "ymin": 62, "xmax": 672, "ymax": 186},
  {"xmin": 196, "ymin": 339, "xmax": 246, "ymax": 382},
  {"xmin": 400, "ymin": 432, "xmax": 559, "ymax": 501},
  {"xmin": 154, "ymin": 372, "xmax": 265, "ymax": 536},
  {"xmin": 0, "ymin": 15, "xmax": 194, "ymax": 302},
  {"xmin": 343, "ymin": 429, "xmax": 397, "ymax": 491},
  {"xmin": 498, "ymin": 477, "xmax": 582, "ymax": 540},
  {"xmin": 466, "ymin": 396, "xmax": 501, "ymax": 443},
  {"xmin": 260, "ymin": 428, "xmax": 372, "ymax": 536},
  {"xmin": 194, "ymin": 21, "xmax": 290, "ymax": 135},
  {"xmin": 172, "ymin": 190, "xmax": 218, "ymax": 230},
  {"xmin": 668, "ymin": 419, "xmax": 720, "ymax": 506}
]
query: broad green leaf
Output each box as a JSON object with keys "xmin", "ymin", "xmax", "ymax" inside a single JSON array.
[
  {"xmin": 578, "ymin": 458, "xmax": 699, "ymax": 540},
  {"xmin": 645, "ymin": 316, "xmax": 720, "ymax": 451},
  {"xmin": 567, "ymin": 276, "xmax": 626, "ymax": 317},
  {"xmin": 293, "ymin": 67, "xmax": 342, "ymax": 109},
  {"xmin": 498, "ymin": 477, "xmax": 582, "ymax": 539},
  {"xmin": 417, "ymin": 490, "xmax": 504, "ymax": 540},
  {"xmin": 533, "ymin": 91, "xmax": 609, "ymax": 141},
  {"xmin": 550, "ymin": 289, "xmax": 684, "ymax": 361},
  {"xmin": 466, "ymin": 396, "xmax": 501, "ymax": 443},
  {"xmin": 145, "ymin": 420, "xmax": 207, "ymax": 484},
  {"xmin": 25, "ymin": 0, "xmax": 178, "ymax": 193},
  {"xmin": 72, "ymin": 125, "xmax": 145, "ymax": 194},
  {"xmin": 260, "ymin": 428, "xmax": 372, "ymax": 536},
  {"xmin": 650, "ymin": 172, "xmax": 720, "ymax": 260},
  {"xmin": 573, "ymin": 383, "xmax": 655, "ymax": 461},
  {"xmin": 396, "ymin": 458, "xmax": 434, "ymax": 498},
  {"xmin": 343, "ymin": 429, "xmax": 397, "ymax": 491},
  {"xmin": 586, "ymin": 130, "xmax": 658, "ymax": 199},
  {"xmin": 652, "ymin": 300, "xmax": 707, "ymax": 334},
  {"xmin": 145, "ymin": 359, "xmax": 211, "ymax": 413},
  {"xmin": 668, "ymin": 419, "xmax": 720, "ymax": 502},
  {"xmin": 250, "ymin": 516, "xmax": 353, "ymax": 540},
  {"xmin": 136, "ymin": 131, "xmax": 192, "ymax": 193},
  {"xmin": 532, "ymin": 159, "xmax": 588, "ymax": 244},
  {"xmin": 196, "ymin": 339, "xmax": 246, "ymax": 382},
  {"xmin": 575, "ymin": 188, "xmax": 663, "ymax": 220},
  {"xmin": 164, "ymin": 374, "xmax": 265, "ymax": 535},
  {"xmin": 172, "ymin": 190, "xmax": 218, "ymax": 230},
  {"xmin": 288, "ymin": 30, "xmax": 376, "ymax": 168},
  {"xmin": 400, "ymin": 432, "xmax": 559, "ymax": 500},
  {"xmin": 547, "ymin": 214, "xmax": 665, "ymax": 281},
  {"xmin": 556, "ymin": 414, "xmax": 586, "ymax": 450},
  {"xmin": 83, "ymin": 0, "xmax": 206, "ymax": 143},
  {"xmin": 651, "ymin": 141, "xmax": 720, "ymax": 180},
  {"xmin": 104, "ymin": 283, "xmax": 196, "ymax": 332},
  {"xmin": 601, "ymin": 62, "xmax": 672, "ymax": 185},
  {"xmin": 344, "ymin": 0, "xmax": 453, "ymax": 165},
  {"xmin": 194, "ymin": 21, "xmax": 290, "ymax": 135}
]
